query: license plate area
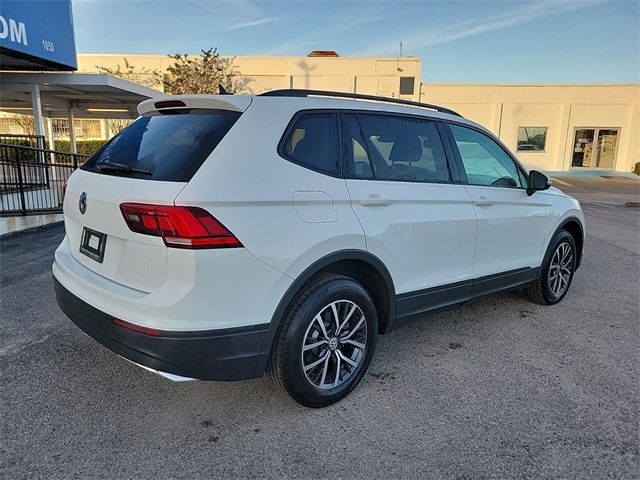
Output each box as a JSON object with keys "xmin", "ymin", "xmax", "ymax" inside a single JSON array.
[{"xmin": 80, "ymin": 227, "xmax": 107, "ymax": 263}]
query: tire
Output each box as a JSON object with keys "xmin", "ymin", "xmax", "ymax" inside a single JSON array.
[
  {"xmin": 524, "ymin": 229, "xmax": 577, "ymax": 305},
  {"xmin": 268, "ymin": 273, "xmax": 378, "ymax": 408}
]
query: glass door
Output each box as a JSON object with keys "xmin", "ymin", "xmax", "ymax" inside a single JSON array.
[
  {"xmin": 572, "ymin": 129, "xmax": 595, "ymax": 167},
  {"xmin": 595, "ymin": 129, "xmax": 619, "ymax": 168},
  {"xmin": 571, "ymin": 128, "xmax": 619, "ymax": 169}
]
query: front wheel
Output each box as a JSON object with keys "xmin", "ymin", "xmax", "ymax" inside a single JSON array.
[
  {"xmin": 268, "ymin": 274, "xmax": 378, "ymax": 408},
  {"xmin": 525, "ymin": 229, "xmax": 577, "ymax": 305}
]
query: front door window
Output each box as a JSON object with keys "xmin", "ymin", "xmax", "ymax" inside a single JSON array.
[{"xmin": 572, "ymin": 128, "xmax": 619, "ymax": 169}]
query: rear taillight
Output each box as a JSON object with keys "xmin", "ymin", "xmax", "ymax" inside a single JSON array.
[
  {"xmin": 119, "ymin": 203, "xmax": 242, "ymax": 249},
  {"xmin": 112, "ymin": 317, "xmax": 162, "ymax": 336}
]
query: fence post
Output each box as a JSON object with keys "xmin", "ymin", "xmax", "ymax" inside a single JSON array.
[{"xmin": 15, "ymin": 147, "xmax": 27, "ymax": 215}]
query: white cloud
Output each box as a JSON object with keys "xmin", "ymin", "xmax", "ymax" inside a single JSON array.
[
  {"xmin": 359, "ymin": 0, "xmax": 606, "ymax": 55},
  {"xmin": 266, "ymin": 14, "xmax": 387, "ymax": 55},
  {"xmin": 224, "ymin": 17, "xmax": 278, "ymax": 30}
]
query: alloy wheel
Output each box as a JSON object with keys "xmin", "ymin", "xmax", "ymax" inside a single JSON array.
[
  {"xmin": 301, "ymin": 300, "xmax": 367, "ymax": 390},
  {"xmin": 548, "ymin": 241, "xmax": 573, "ymax": 297}
]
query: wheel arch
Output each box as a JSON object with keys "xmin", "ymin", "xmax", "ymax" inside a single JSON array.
[
  {"xmin": 254, "ymin": 250, "xmax": 397, "ymax": 377},
  {"xmin": 556, "ymin": 216, "xmax": 585, "ymax": 269}
]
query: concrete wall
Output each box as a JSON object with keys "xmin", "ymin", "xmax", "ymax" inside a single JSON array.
[
  {"xmin": 421, "ymin": 84, "xmax": 640, "ymax": 172},
  {"xmin": 77, "ymin": 54, "xmax": 423, "ymax": 100}
]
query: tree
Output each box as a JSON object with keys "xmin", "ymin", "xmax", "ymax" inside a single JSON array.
[
  {"xmin": 96, "ymin": 57, "xmax": 160, "ymax": 89},
  {"xmin": 5, "ymin": 113, "xmax": 35, "ymax": 135},
  {"xmin": 95, "ymin": 58, "xmax": 162, "ymax": 134},
  {"xmin": 156, "ymin": 48, "xmax": 248, "ymax": 95}
]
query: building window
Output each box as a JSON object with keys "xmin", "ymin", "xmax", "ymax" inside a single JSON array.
[
  {"xmin": 399, "ymin": 77, "xmax": 415, "ymax": 95},
  {"xmin": 517, "ymin": 127, "xmax": 547, "ymax": 152}
]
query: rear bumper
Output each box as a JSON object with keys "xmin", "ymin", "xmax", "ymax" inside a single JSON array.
[{"xmin": 54, "ymin": 277, "xmax": 269, "ymax": 381}]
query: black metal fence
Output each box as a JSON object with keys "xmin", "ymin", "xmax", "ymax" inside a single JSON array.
[
  {"xmin": 0, "ymin": 134, "xmax": 45, "ymax": 150},
  {"xmin": 0, "ymin": 143, "xmax": 88, "ymax": 216}
]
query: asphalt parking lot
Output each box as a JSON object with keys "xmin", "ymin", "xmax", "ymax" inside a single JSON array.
[{"xmin": 1, "ymin": 176, "xmax": 638, "ymax": 479}]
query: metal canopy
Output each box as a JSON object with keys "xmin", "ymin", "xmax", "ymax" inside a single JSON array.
[{"xmin": 0, "ymin": 72, "xmax": 161, "ymax": 119}]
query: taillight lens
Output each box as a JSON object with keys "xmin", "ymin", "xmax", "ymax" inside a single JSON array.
[
  {"xmin": 119, "ymin": 203, "xmax": 242, "ymax": 249},
  {"xmin": 112, "ymin": 317, "xmax": 162, "ymax": 336}
]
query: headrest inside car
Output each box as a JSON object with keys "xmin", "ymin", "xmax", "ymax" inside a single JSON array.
[{"xmin": 389, "ymin": 135, "xmax": 422, "ymax": 162}]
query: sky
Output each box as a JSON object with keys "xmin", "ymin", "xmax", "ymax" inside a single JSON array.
[{"xmin": 72, "ymin": 0, "xmax": 639, "ymax": 83}]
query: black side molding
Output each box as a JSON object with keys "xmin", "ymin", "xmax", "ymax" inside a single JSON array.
[{"xmin": 394, "ymin": 267, "xmax": 540, "ymax": 329}]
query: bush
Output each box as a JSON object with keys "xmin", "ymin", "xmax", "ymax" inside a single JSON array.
[{"xmin": 54, "ymin": 140, "xmax": 106, "ymax": 156}]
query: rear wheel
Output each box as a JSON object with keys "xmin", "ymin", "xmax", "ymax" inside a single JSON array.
[
  {"xmin": 525, "ymin": 229, "xmax": 577, "ymax": 305},
  {"xmin": 268, "ymin": 274, "xmax": 377, "ymax": 408}
]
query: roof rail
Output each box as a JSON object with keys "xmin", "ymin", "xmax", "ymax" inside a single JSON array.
[{"xmin": 258, "ymin": 89, "xmax": 462, "ymax": 117}]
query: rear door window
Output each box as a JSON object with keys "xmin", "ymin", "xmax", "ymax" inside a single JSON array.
[
  {"xmin": 82, "ymin": 109, "xmax": 241, "ymax": 182},
  {"xmin": 280, "ymin": 113, "xmax": 341, "ymax": 176},
  {"xmin": 343, "ymin": 113, "xmax": 451, "ymax": 183}
]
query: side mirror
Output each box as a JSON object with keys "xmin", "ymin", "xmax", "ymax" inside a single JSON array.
[{"xmin": 527, "ymin": 170, "xmax": 551, "ymax": 196}]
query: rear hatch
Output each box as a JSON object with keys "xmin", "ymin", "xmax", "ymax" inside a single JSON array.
[{"xmin": 63, "ymin": 96, "xmax": 249, "ymax": 293}]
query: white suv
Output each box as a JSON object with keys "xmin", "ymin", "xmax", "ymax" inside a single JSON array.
[{"xmin": 53, "ymin": 90, "xmax": 585, "ymax": 407}]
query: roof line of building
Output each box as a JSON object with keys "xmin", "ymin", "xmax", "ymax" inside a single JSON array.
[
  {"xmin": 77, "ymin": 53, "xmax": 420, "ymax": 60},
  {"xmin": 423, "ymin": 83, "xmax": 639, "ymax": 87}
]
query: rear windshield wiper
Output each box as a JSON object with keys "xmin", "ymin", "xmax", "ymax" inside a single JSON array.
[{"xmin": 96, "ymin": 162, "xmax": 153, "ymax": 177}]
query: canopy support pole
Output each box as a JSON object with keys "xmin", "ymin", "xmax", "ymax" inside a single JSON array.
[
  {"xmin": 67, "ymin": 108, "xmax": 77, "ymax": 154},
  {"xmin": 30, "ymin": 84, "xmax": 45, "ymax": 149}
]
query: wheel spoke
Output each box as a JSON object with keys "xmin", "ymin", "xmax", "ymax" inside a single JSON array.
[
  {"xmin": 313, "ymin": 314, "xmax": 330, "ymax": 340},
  {"xmin": 304, "ymin": 352, "xmax": 329, "ymax": 372},
  {"xmin": 318, "ymin": 353, "xmax": 331, "ymax": 385},
  {"xmin": 337, "ymin": 350, "xmax": 358, "ymax": 368},
  {"xmin": 330, "ymin": 302, "xmax": 340, "ymax": 334},
  {"xmin": 342, "ymin": 315, "xmax": 365, "ymax": 340},
  {"xmin": 333, "ymin": 351, "xmax": 341, "ymax": 387},
  {"xmin": 303, "ymin": 339, "xmax": 328, "ymax": 351},
  {"xmin": 342, "ymin": 339, "xmax": 365, "ymax": 350},
  {"xmin": 336, "ymin": 303, "xmax": 357, "ymax": 336}
]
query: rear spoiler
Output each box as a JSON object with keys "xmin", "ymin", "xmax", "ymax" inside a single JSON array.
[{"xmin": 137, "ymin": 95, "xmax": 253, "ymax": 115}]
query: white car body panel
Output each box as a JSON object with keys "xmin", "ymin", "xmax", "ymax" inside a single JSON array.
[
  {"xmin": 173, "ymin": 98, "xmax": 367, "ymax": 281},
  {"xmin": 52, "ymin": 92, "xmax": 585, "ymax": 382},
  {"xmin": 464, "ymin": 184, "xmax": 552, "ymax": 278},
  {"xmin": 63, "ymin": 169, "xmax": 186, "ymax": 292},
  {"xmin": 346, "ymin": 180, "xmax": 476, "ymax": 294}
]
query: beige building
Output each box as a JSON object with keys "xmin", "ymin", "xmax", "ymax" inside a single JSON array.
[
  {"xmin": 421, "ymin": 84, "xmax": 639, "ymax": 173},
  {"xmin": 76, "ymin": 53, "xmax": 423, "ymax": 100},
  {"xmin": 4, "ymin": 52, "xmax": 639, "ymax": 173}
]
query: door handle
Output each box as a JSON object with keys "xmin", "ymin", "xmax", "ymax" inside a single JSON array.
[
  {"xmin": 473, "ymin": 197, "xmax": 494, "ymax": 207},
  {"xmin": 360, "ymin": 196, "xmax": 392, "ymax": 207}
]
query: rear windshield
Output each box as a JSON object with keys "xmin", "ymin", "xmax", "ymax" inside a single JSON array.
[{"xmin": 82, "ymin": 109, "xmax": 241, "ymax": 182}]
